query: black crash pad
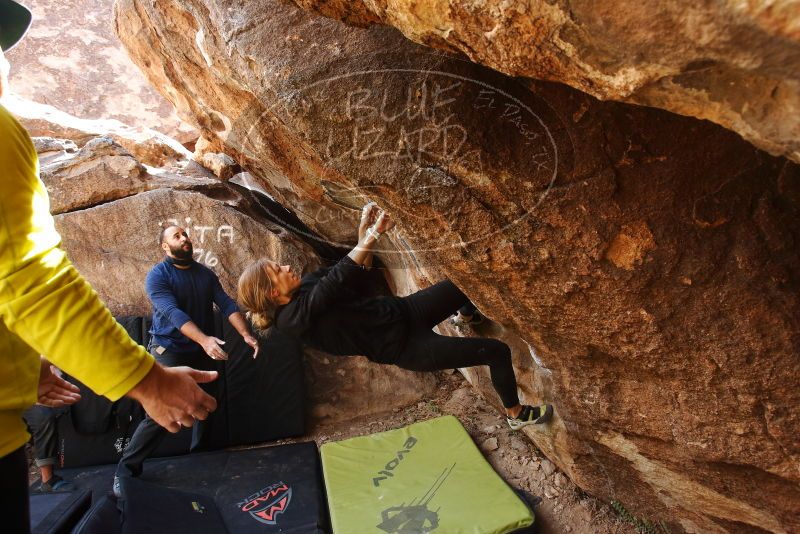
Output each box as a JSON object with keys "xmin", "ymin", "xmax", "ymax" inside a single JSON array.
[
  {"xmin": 119, "ymin": 477, "xmax": 226, "ymax": 534},
  {"xmin": 221, "ymin": 321, "xmax": 306, "ymax": 446},
  {"xmin": 29, "ymin": 489, "xmax": 91, "ymax": 534},
  {"xmin": 56, "ymin": 387, "xmax": 194, "ymax": 469},
  {"xmin": 60, "ymin": 442, "xmax": 328, "ymax": 533},
  {"xmin": 71, "ymin": 495, "xmax": 121, "ymax": 534}
]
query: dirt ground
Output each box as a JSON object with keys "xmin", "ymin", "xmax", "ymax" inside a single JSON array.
[{"xmin": 297, "ymin": 369, "xmax": 638, "ymax": 534}]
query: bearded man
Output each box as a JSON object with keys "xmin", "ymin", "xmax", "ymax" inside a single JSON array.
[{"xmin": 113, "ymin": 225, "xmax": 259, "ymax": 495}]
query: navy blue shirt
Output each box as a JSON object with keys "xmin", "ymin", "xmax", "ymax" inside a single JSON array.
[{"xmin": 146, "ymin": 258, "xmax": 239, "ymax": 353}]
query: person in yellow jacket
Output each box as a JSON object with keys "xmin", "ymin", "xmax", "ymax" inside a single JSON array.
[{"xmin": 0, "ymin": 3, "xmax": 218, "ymax": 531}]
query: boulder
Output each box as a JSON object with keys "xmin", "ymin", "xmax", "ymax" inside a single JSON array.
[
  {"xmin": 33, "ymin": 136, "xmax": 79, "ymax": 167},
  {"xmin": 40, "ymin": 136, "xmax": 155, "ymax": 214},
  {"xmin": 113, "ymin": 1, "xmax": 800, "ymax": 531},
  {"xmin": 291, "ymin": 0, "xmax": 800, "ymax": 164},
  {"xmin": 54, "ymin": 184, "xmax": 318, "ymax": 316},
  {"xmin": 32, "ymin": 137, "xmax": 78, "ymax": 156},
  {"xmin": 193, "ymin": 135, "xmax": 239, "ymax": 180},
  {"xmin": 35, "ymin": 132, "xmax": 224, "ymax": 214}
]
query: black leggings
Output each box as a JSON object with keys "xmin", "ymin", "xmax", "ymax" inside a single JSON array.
[{"xmin": 396, "ymin": 281, "xmax": 520, "ymax": 408}]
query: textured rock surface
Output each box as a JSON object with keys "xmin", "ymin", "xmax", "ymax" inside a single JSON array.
[
  {"xmin": 5, "ymin": 0, "xmax": 194, "ymax": 142},
  {"xmin": 113, "ymin": 0, "xmax": 800, "ymax": 531},
  {"xmin": 53, "ymin": 180, "xmax": 316, "ymax": 317},
  {"xmin": 41, "ymin": 136, "xmax": 162, "ymax": 214},
  {"xmin": 305, "ymin": 347, "xmax": 438, "ymax": 424},
  {"xmin": 193, "ymin": 135, "xmax": 239, "ymax": 180},
  {"xmin": 7, "ymin": 95, "xmax": 191, "ymax": 167},
  {"xmin": 292, "ymin": 0, "xmax": 800, "ymax": 164}
]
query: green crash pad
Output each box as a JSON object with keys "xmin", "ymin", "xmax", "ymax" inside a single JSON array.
[{"xmin": 321, "ymin": 415, "xmax": 534, "ymax": 534}]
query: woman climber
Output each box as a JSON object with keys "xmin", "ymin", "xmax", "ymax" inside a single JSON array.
[{"xmin": 237, "ymin": 202, "xmax": 553, "ymax": 429}]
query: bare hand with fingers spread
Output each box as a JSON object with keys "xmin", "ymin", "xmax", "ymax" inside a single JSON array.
[
  {"xmin": 242, "ymin": 334, "xmax": 260, "ymax": 359},
  {"xmin": 126, "ymin": 364, "xmax": 218, "ymax": 433},
  {"xmin": 201, "ymin": 335, "xmax": 228, "ymax": 360},
  {"xmin": 36, "ymin": 358, "xmax": 81, "ymax": 408}
]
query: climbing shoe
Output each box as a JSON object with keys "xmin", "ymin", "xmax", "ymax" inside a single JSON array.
[
  {"xmin": 38, "ymin": 474, "xmax": 75, "ymax": 493},
  {"xmin": 450, "ymin": 310, "xmax": 485, "ymax": 328},
  {"xmin": 507, "ymin": 404, "xmax": 553, "ymax": 430}
]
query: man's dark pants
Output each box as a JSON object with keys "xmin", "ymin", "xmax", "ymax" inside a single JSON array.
[
  {"xmin": 23, "ymin": 404, "xmax": 65, "ymax": 469},
  {"xmin": 115, "ymin": 345, "xmax": 215, "ymax": 478}
]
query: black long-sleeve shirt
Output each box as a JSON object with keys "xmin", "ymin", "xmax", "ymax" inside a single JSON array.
[{"xmin": 273, "ymin": 257, "xmax": 408, "ymax": 363}]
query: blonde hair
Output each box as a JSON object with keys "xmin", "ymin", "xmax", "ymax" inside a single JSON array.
[{"xmin": 237, "ymin": 258, "xmax": 279, "ymax": 333}]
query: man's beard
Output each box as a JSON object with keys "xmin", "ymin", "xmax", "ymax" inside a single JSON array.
[{"xmin": 170, "ymin": 242, "xmax": 193, "ymax": 260}]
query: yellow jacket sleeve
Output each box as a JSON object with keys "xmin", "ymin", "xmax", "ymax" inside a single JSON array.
[{"xmin": 0, "ymin": 103, "xmax": 154, "ymax": 458}]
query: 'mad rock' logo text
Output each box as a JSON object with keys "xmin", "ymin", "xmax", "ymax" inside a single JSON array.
[{"xmin": 238, "ymin": 482, "xmax": 292, "ymax": 525}]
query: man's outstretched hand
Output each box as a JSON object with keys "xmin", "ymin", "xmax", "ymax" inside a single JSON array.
[
  {"xmin": 127, "ymin": 364, "xmax": 218, "ymax": 433},
  {"xmin": 37, "ymin": 357, "xmax": 81, "ymax": 408},
  {"xmin": 201, "ymin": 336, "xmax": 228, "ymax": 360},
  {"xmin": 242, "ymin": 334, "xmax": 259, "ymax": 359}
]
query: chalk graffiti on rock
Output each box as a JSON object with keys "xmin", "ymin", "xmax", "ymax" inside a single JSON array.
[
  {"xmin": 325, "ymin": 81, "xmax": 468, "ymax": 166},
  {"xmin": 229, "ymin": 66, "xmax": 561, "ymax": 254},
  {"xmin": 475, "ymin": 88, "xmax": 551, "ymax": 171},
  {"xmin": 161, "ymin": 217, "xmax": 235, "ymax": 268},
  {"xmin": 319, "ymin": 78, "xmax": 556, "ymax": 178}
]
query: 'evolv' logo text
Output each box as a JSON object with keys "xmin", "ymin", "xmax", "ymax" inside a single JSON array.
[{"xmin": 373, "ymin": 436, "xmax": 417, "ymax": 487}]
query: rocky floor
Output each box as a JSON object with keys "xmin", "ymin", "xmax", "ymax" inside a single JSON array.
[{"xmin": 301, "ymin": 370, "xmax": 638, "ymax": 534}]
